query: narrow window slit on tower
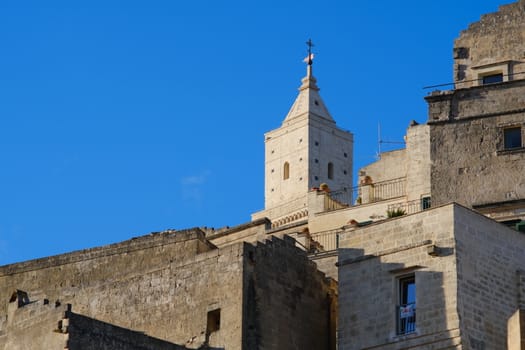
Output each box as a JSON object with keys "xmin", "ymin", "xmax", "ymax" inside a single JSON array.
[
  {"xmin": 283, "ymin": 162, "xmax": 290, "ymax": 180},
  {"xmin": 328, "ymin": 162, "xmax": 334, "ymax": 180}
]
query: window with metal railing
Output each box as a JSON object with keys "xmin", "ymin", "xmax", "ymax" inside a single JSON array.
[{"xmin": 397, "ymin": 275, "xmax": 416, "ymax": 335}]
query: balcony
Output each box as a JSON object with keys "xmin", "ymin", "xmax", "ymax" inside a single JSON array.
[
  {"xmin": 387, "ymin": 198, "xmax": 431, "ymax": 215},
  {"xmin": 325, "ymin": 177, "xmax": 407, "ymax": 212},
  {"xmin": 397, "ymin": 303, "xmax": 416, "ymax": 335},
  {"xmin": 309, "ymin": 230, "xmax": 340, "ymax": 252}
]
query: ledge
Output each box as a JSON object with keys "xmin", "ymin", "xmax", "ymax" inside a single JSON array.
[
  {"xmin": 497, "ymin": 147, "xmax": 525, "ymax": 155},
  {"xmin": 337, "ymin": 240, "xmax": 433, "ymax": 267},
  {"xmin": 0, "ymin": 228, "xmax": 208, "ymax": 276}
]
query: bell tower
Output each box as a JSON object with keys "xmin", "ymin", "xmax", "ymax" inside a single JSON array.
[{"xmin": 253, "ymin": 44, "xmax": 354, "ymax": 224}]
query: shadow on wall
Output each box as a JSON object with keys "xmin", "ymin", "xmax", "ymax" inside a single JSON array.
[
  {"xmin": 338, "ymin": 246, "xmax": 457, "ymax": 349},
  {"xmin": 65, "ymin": 309, "xmax": 226, "ymax": 350}
]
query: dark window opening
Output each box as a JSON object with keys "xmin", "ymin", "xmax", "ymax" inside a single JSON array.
[
  {"xmin": 207, "ymin": 309, "xmax": 221, "ymax": 334},
  {"xmin": 504, "ymin": 127, "xmax": 522, "ymax": 149},
  {"xmin": 327, "ymin": 162, "xmax": 334, "ymax": 180},
  {"xmin": 421, "ymin": 197, "xmax": 431, "ymax": 210},
  {"xmin": 482, "ymin": 73, "xmax": 503, "ymax": 85},
  {"xmin": 502, "ymin": 219, "xmax": 525, "ymax": 233},
  {"xmin": 397, "ymin": 275, "xmax": 415, "ymax": 335}
]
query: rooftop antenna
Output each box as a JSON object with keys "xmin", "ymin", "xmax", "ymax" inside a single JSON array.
[
  {"xmin": 376, "ymin": 123, "xmax": 382, "ymax": 160},
  {"xmin": 377, "ymin": 122, "xmax": 406, "ymax": 160}
]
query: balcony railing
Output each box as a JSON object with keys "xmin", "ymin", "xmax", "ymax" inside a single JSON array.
[
  {"xmin": 309, "ymin": 230, "xmax": 340, "ymax": 252},
  {"xmin": 397, "ymin": 303, "xmax": 416, "ymax": 335},
  {"xmin": 387, "ymin": 197, "xmax": 431, "ymax": 215},
  {"xmin": 326, "ymin": 177, "xmax": 407, "ymax": 211}
]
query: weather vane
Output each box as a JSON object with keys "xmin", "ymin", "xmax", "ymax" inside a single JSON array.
[{"xmin": 305, "ymin": 39, "xmax": 314, "ymax": 65}]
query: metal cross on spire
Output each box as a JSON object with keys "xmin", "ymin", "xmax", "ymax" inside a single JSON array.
[{"xmin": 305, "ymin": 39, "xmax": 314, "ymax": 65}]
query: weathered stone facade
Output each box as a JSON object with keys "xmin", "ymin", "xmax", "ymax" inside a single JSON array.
[
  {"xmin": 427, "ymin": 81, "xmax": 525, "ymax": 212},
  {"xmin": 337, "ymin": 204, "xmax": 525, "ymax": 349},
  {"xmin": 427, "ymin": 0, "xmax": 525, "ymax": 223},
  {"xmin": 453, "ymin": 0, "xmax": 525, "ymax": 89},
  {"xmin": 0, "ymin": 230, "xmax": 335, "ymax": 349},
  {"xmin": 3, "ymin": 1, "xmax": 525, "ymax": 349}
]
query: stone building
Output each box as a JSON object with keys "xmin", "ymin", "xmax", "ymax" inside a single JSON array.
[
  {"xmin": 427, "ymin": 0, "xmax": 525, "ymax": 225},
  {"xmin": 335, "ymin": 1, "xmax": 525, "ymax": 348},
  {"xmin": 337, "ymin": 204, "xmax": 525, "ymax": 349},
  {"xmin": 0, "ymin": 230, "xmax": 336, "ymax": 349},
  {"xmin": 2, "ymin": 1, "xmax": 525, "ymax": 349}
]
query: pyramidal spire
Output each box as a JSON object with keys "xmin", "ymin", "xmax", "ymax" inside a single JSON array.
[{"xmin": 283, "ymin": 40, "xmax": 335, "ymax": 124}]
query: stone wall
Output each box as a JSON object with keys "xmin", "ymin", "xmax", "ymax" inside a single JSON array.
[
  {"xmin": 337, "ymin": 205, "xmax": 461, "ymax": 350},
  {"xmin": 405, "ymin": 124, "xmax": 431, "ymax": 202},
  {"xmin": 0, "ymin": 229, "xmax": 245, "ymax": 349},
  {"xmin": 453, "ymin": 0, "xmax": 525, "ymax": 88},
  {"xmin": 309, "ymin": 252, "xmax": 338, "ymax": 279},
  {"xmin": 507, "ymin": 309, "xmax": 525, "ymax": 350},
  {"xmin": 243, "ymin": 236, "xmax": 336, "ymax": 350},
  {"xmin": 65, "ymin": 309, "xmax": 188, "ymax": 350},
  {"xmin": 264, "ymin": 117, "xmax": 310, "ymax": 211},
  {"xmin": 454, "ymin": 204, "xmax": 525, "ymax": 349},
  {"xmin": 427, "ymin": 82, "xmax": 525, "ymax": 208},
  {"xmin": 0, "ymin": 228, "xmax": 336, "ymax": 349},
  {"xmin": 0, "ymin": 300, "xmax": 190, "ymax": 350},
  {"xmin": 426, "ymin": 80, "xmax": 525, "ymax": 123},
  {"xmin": 0, "ymin": 299, "xmax": 69, "ymax": 350},
  {"xmin": 359, "ymin": 149, "xmax": 406, "ymax": 184},
  {"xmin": 207, "ymin": 218, "xmax": 270, "ymax": 248}
]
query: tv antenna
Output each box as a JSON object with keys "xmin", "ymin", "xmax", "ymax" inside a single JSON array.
[{"xmin": 376, "ymin": 122, "xmax": 405, "ymax": 160}]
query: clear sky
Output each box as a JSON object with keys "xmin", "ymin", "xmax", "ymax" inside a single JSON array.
[{"xmin": 0, "ymin": 0, "xmax": 510, "ymax": 265}]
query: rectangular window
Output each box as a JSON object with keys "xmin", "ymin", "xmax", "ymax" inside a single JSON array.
[
  {"xmin": 397, "ymin": 275, "xmax": 416, "ymax": 335},
  {"xmin": 482, "ymin": 73, "xmax": 503, "ymax": 85},
  {"xmin": 206, "ymin": 309, "xmax": 221, "ymax": 334},
  {"xmin": 421, "ymin": 197, "xmax": 431, "ymax": 210},
  {"xmin": 504, "ymin": 127, "xmax": 522, "ymax": 149}
]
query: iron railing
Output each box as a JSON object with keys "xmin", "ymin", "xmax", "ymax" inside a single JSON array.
[
  {"xmin": 397, "ymin": 303, "xmax": 416, "ymax": 335},
  {"xmin": 365, "ymin": 177, "xmax": 406, "ymax": 202},
  {"xmin": 326, "ymin": 177, "xmax": 407, "ymax": 211},
  {"xmin": 310, "ymin": 230, "xmax": 340, "ymax": 252},
  {"xmin": 387, "ymin": 197, "xmax": 431, "ymax": 215},
  {"xmin": 327, "ymin": 187, "xmax": 357, "ymax": 209}
]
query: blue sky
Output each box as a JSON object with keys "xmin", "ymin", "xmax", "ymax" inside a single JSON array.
[{"xmin": 0, "ymin": 0, "xmax": 510, "ymax": 264}]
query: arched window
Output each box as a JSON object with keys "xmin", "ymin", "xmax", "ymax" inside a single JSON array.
[
  {"xmin": 327, "ymin": 162, "xmax": 334, "ymax": 180},
  {"xmin": 283, "ymin": 162, "xmax": 290, "ymax": 180}
]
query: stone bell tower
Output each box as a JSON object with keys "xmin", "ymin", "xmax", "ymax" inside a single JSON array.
[{"xmin": 252, "ymin": 49, "xmax": 354, "ymax": 225}]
